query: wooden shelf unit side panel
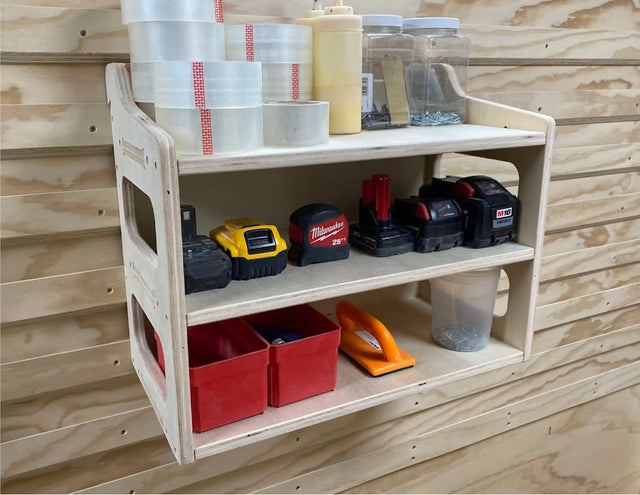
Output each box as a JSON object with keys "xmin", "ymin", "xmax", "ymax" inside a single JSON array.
[
  {"xmin": 465, "ymin": 97, "xmax": 555, "ymax": 359},
  {"xmin": 105, "ymin": 64, "xmax": 194, "ymax": 464}
]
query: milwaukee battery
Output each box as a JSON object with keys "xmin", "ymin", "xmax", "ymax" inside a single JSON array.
[
  {"xmin": 180, "ymin": 204, "xmax": 232, "ymax": 294},
  {"xmin": 349, "ymin": 174, "xmax": 414, "ymax": 257},
  {"xmin": 289, "ymin": 203, "xmax": 349, "ymax": 266},
  {"xmin": 393, "ymin": 196, "xmax": 465, "ymax": 252},
  {"xmin": 421, "ymin": 175, "xmax": 519, "ymax": 248}
]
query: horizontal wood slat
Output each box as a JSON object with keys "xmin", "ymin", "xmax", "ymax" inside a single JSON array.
[
  {"xmin": 1, "ymin": 267, "xmax": 125, "ymax": 325},
  {"xmin": 555, "ymin": 121, "xmax": 639, "ymax": 148},
  {"xmin": 1, "ymin": 307, "xmax": 128, "ymax": 364},
  {"xmin": 1, "ymin": 233, "xmax": 123, "ymax": 284},
  {"xmin": 545, "ymin": 192, "xmax": 640, "ymax": 232},
  {"xmin": 533, "ymin": 305, "xmax": 640, "ymax": 354},
  {"xmin": 0, "ymin": 153, "xmax": 116, "ymax": 197},
  {"xmin": 346, "ymin": 385, "xmax": 640, "ymax": 494},
  {"xmin": 1, "ymin": 406, "xmax": 162, "ymax": 479},
  {"xmin": 471, "ymin": 89, "xmax": 640, "ymax": 121},
  {"xmin": 535, "ymin": 282, "xmax": 640, "ymax": 331},
  {"xmin": 1, "ymin": 64, "xmax": 108, "ymax": 104},
  {"xmin": 541, "ymin": 239, "xmax": 640, "ymax": 282},
  {"xmin": 543, "ymin": 218, "xmax": 640, "ymax": 256},
  {"xmin": 0, "ymin": 340, "xmax": 133, "ymax": 403},
  {"xmin": 1, "ymin": 374, "xmax": 146, "ymax": 442},
  {"xmin": 0, "ymin": 188, "xmax": 119, "ymax": 243},
  {"xmin": 547, "ymin": 172, "xmax": 640, "ymax": 205},
  {"xmin": 468, "ymin": 65, "xmax": 640, "ymax": 93},
  {"xmin": 1, "ymin": 104, "xmax": 112, "ymax": 154},
  {"xmin": 0, "ymin": 6, "xmax": 127, "ymax": 61},
  {"xmin": 538, "ymin": 263, "xmax": 640, "ymax": 306}
]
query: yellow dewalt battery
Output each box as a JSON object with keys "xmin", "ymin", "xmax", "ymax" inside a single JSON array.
[{"xmin": 209, "ymin": 218, "xmax": 288, "ymax": 280}]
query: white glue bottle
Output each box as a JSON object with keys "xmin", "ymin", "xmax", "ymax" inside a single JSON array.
[{"xmin": 313, "ymin": 0, "xmax": 362, "ymax": 134}]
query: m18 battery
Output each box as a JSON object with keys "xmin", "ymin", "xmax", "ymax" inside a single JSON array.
[{"xmin": 421, "ymin": 175, "xmax": 519, "ymax": 248}]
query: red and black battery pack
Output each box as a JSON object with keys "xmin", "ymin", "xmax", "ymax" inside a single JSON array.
[
  {"xmin": 289, "ymin": 204, "xmax": 349, "ymax": 266},
  {"xmin": 421, "ymin": 176, "xmax": 519, "ymax": 248},
  {"xmin": 392, "ymin": 196, "xmax": 465, "ymax": 252},
  {"xmin": 180, "ymin": 204, "xmax": 232, "ymax": 294},
  {"xmin": 349, "ymin": 174, "xmax": 414, "ymax": 257}
]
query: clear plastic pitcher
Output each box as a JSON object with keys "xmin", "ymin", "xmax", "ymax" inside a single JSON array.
[{"xmin": 430, "ymin": 267, "xmax": 501, "ymax": 352}]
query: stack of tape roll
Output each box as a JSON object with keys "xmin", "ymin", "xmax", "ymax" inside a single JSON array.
[
  {"xmin": 121, "ymin": 0, "xmax": 226, "ymax": 112},
  {"xmin": 154, "ymin": 61, "xmax": 263, "ymax": 155},
  {"xmin": 263, "ymin": 102, "xmax": 329, "ymax": 147},
  {"xmin": 225, "ymin": 24, "xmax": 312, "ymax": 101}
]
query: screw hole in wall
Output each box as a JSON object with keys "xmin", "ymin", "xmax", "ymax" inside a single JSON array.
[
  {"xmin": 98, "ymin": 209, "xmax": 105, "ymax": 216},
  {"xmin": 545, "ymin": 43, "xmax": 549, "ymax": 48},
  {"xmin": 107, "ymin": 287, "xmax": 114, "ymax": 294},
  {"xmin": 537, "ymin": 107, "xmax": 542, "ymax": 112},
  {"xmin": 121, "ymin": 429, "xmax": 127, "ymax": 436},
  {"xmin": 129, "ymin": 491, "xmax": 136, "ymax": 494},
  {"xmin": 89, "ymin": 125, "xmax": 97, "ymax": 133},
  {"xmin": 113, "ymin": 359, "xmax": 120, "ymax": 366},
  {"xmin": 80, "ymin": 29, "xmax": 87, "ymax": 37}
]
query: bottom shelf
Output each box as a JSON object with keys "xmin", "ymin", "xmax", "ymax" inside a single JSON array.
[{"xmin": 193, "ymin": 292, "xmax": 523, "ymax": 459}]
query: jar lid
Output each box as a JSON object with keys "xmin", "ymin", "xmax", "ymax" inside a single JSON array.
[
  {"xmin": 403, "ymin": 17, "xmax": 460, "ymax": 30},
  {"xmin": 361, "ymin": 15, "xmax": 402, "ymax": 28}
]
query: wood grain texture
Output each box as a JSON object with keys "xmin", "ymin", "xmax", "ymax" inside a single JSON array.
[
  {"xmin": 548, "ymin": 172, "xmax": 640, "ymax": 204},
  {"xmin": 1, "ymin": 104, "xmax": 112, "ymax": 153},
  {"xmin": 1, "ymin": 267, "xmax": 125, "ymax": 325},
  {"xmin": 71, "ymin": 329, "xmax": 640, "ymax": 495},
  {"xmin": 1, "ymin": 406, "xmax": 162, "ymax": 479},
  {"xmin": 0, "ymin": 233, "xmax": 123, "ymax": 284},
  {"xmin": 545, "ymin": 192, "xmax": 640, "ymax": 232},
  {"xmin": 533, "ymin": 305, "xmax": 640, "ymax": 353},
  {"xmin": 177, "ymin": 357, "xmax": 640, "ymax": 493},
  {"xmin": 541, "ymin": 239, "xmax": 640, "ymax": 282},
  {"xmin": 1, "ymin": 307, "xmax": 128, "ymax": 363},
  {"xmin": 5, "ymin": 0, "xmax": 636, "ymax": 31},
  {"xmin": 551, "ymin": 142, "xmax": 639, "ymax": 179},
  {"xmin": 538, "ymin": 263, "xmax": 640, "ymax": 305},
  {"xmin": 472, "ymin": 89, "xmax": 640, "ymax": 121},
  {"xmin": 544, "ymin": 218, "xmax": 640, "ymax": 256},
  {"xmin": 1, "ymin": 374, "xmax": 146, "ymax": 442},
  {"xmin": 0, "ymin": 6, "xmax": 127, "ymax": 59},
  {"xmin": 554, "ymin": 121, "xmax": 639, "ymax": 147},
  {"xmin": 462, "ymin": 25, "xmax": 640, "ymax": 62},
  {"xmin": 1, "ymin": 64, "xmax": 108, "ymax": 104},
  {"xmin": 0, "ymin": 188, "xmax": 119, "ymax": 243},
  {"xmin": 0, "ymin": 340, "xmax": 133, "ymax": 403},
  {"xmin": 347, "ymin": 384, "xmax": 640, "ymax": 494},
  {"xmin": 468, "ymin": 65, "xmax": 640, "ymax": 93},
  {"xmin": 1, "ymin": 153, "xmax": 116, "ymax": 196},
  {"xmin": 535, "ymin": 282, "xmax": 640, "ymax": 331}
]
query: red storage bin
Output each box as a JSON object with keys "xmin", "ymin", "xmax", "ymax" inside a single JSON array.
[
  {"xmin": 155, "ymin": 319, "xmax": 269, "ymax": 433},
  {"xmin": 245, "ymin": 304, "xmax": 341, "ymax": 407}
]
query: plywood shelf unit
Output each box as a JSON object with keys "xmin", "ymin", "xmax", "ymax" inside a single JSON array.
[{"xmin": 106, "ymin": 63, "xmax": 555, "ymax": 464}]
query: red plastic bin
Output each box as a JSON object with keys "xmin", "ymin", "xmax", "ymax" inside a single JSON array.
[
  {"xmin": 244, "ymin": 304, "xmax": 341, "ymax": 407},
  {"xmin": 155, "ymin": 319, "xmax": 269, "ymax": 433}
]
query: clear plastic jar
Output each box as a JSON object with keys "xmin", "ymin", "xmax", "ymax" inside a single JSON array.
[
  {"xmin": 403, "ymin": 17, "xmax": 470, "ymax": 126},
  {"xmin": 361, "ymin": 15, "xmax": 414, "ymax": 129}
]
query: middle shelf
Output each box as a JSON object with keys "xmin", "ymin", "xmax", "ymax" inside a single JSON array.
[{"xmin": 186, "ymin": 242, "xmax": 533, "ymax": 325}]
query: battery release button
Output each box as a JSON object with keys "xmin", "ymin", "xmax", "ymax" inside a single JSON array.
[
  {"xmin": 454, "ymin": 181, "xmax": 475, "ymax": 198},
  {"xmin": 416, "ymin": 203, "xmax": 431, "ymax": 220}
]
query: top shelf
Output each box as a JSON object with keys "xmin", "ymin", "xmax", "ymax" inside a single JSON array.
[{"xmin": 177, "ymin": 124, "xmax": 547, "ymax": 175}]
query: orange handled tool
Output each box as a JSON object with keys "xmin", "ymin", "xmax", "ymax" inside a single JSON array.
[{"xmin": 336, "ymin": 300, "xmax": 415, "ymax": 377}]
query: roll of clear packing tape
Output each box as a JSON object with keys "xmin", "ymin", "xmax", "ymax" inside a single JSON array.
[{"xmin": 263, "ymin": 101, "xmax": 329, "ymax": 147}]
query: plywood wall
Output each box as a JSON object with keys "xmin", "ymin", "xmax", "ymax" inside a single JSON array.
[{"xmin": 1, "ymin": 1, "xmax": 639, "ymax": 493}]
